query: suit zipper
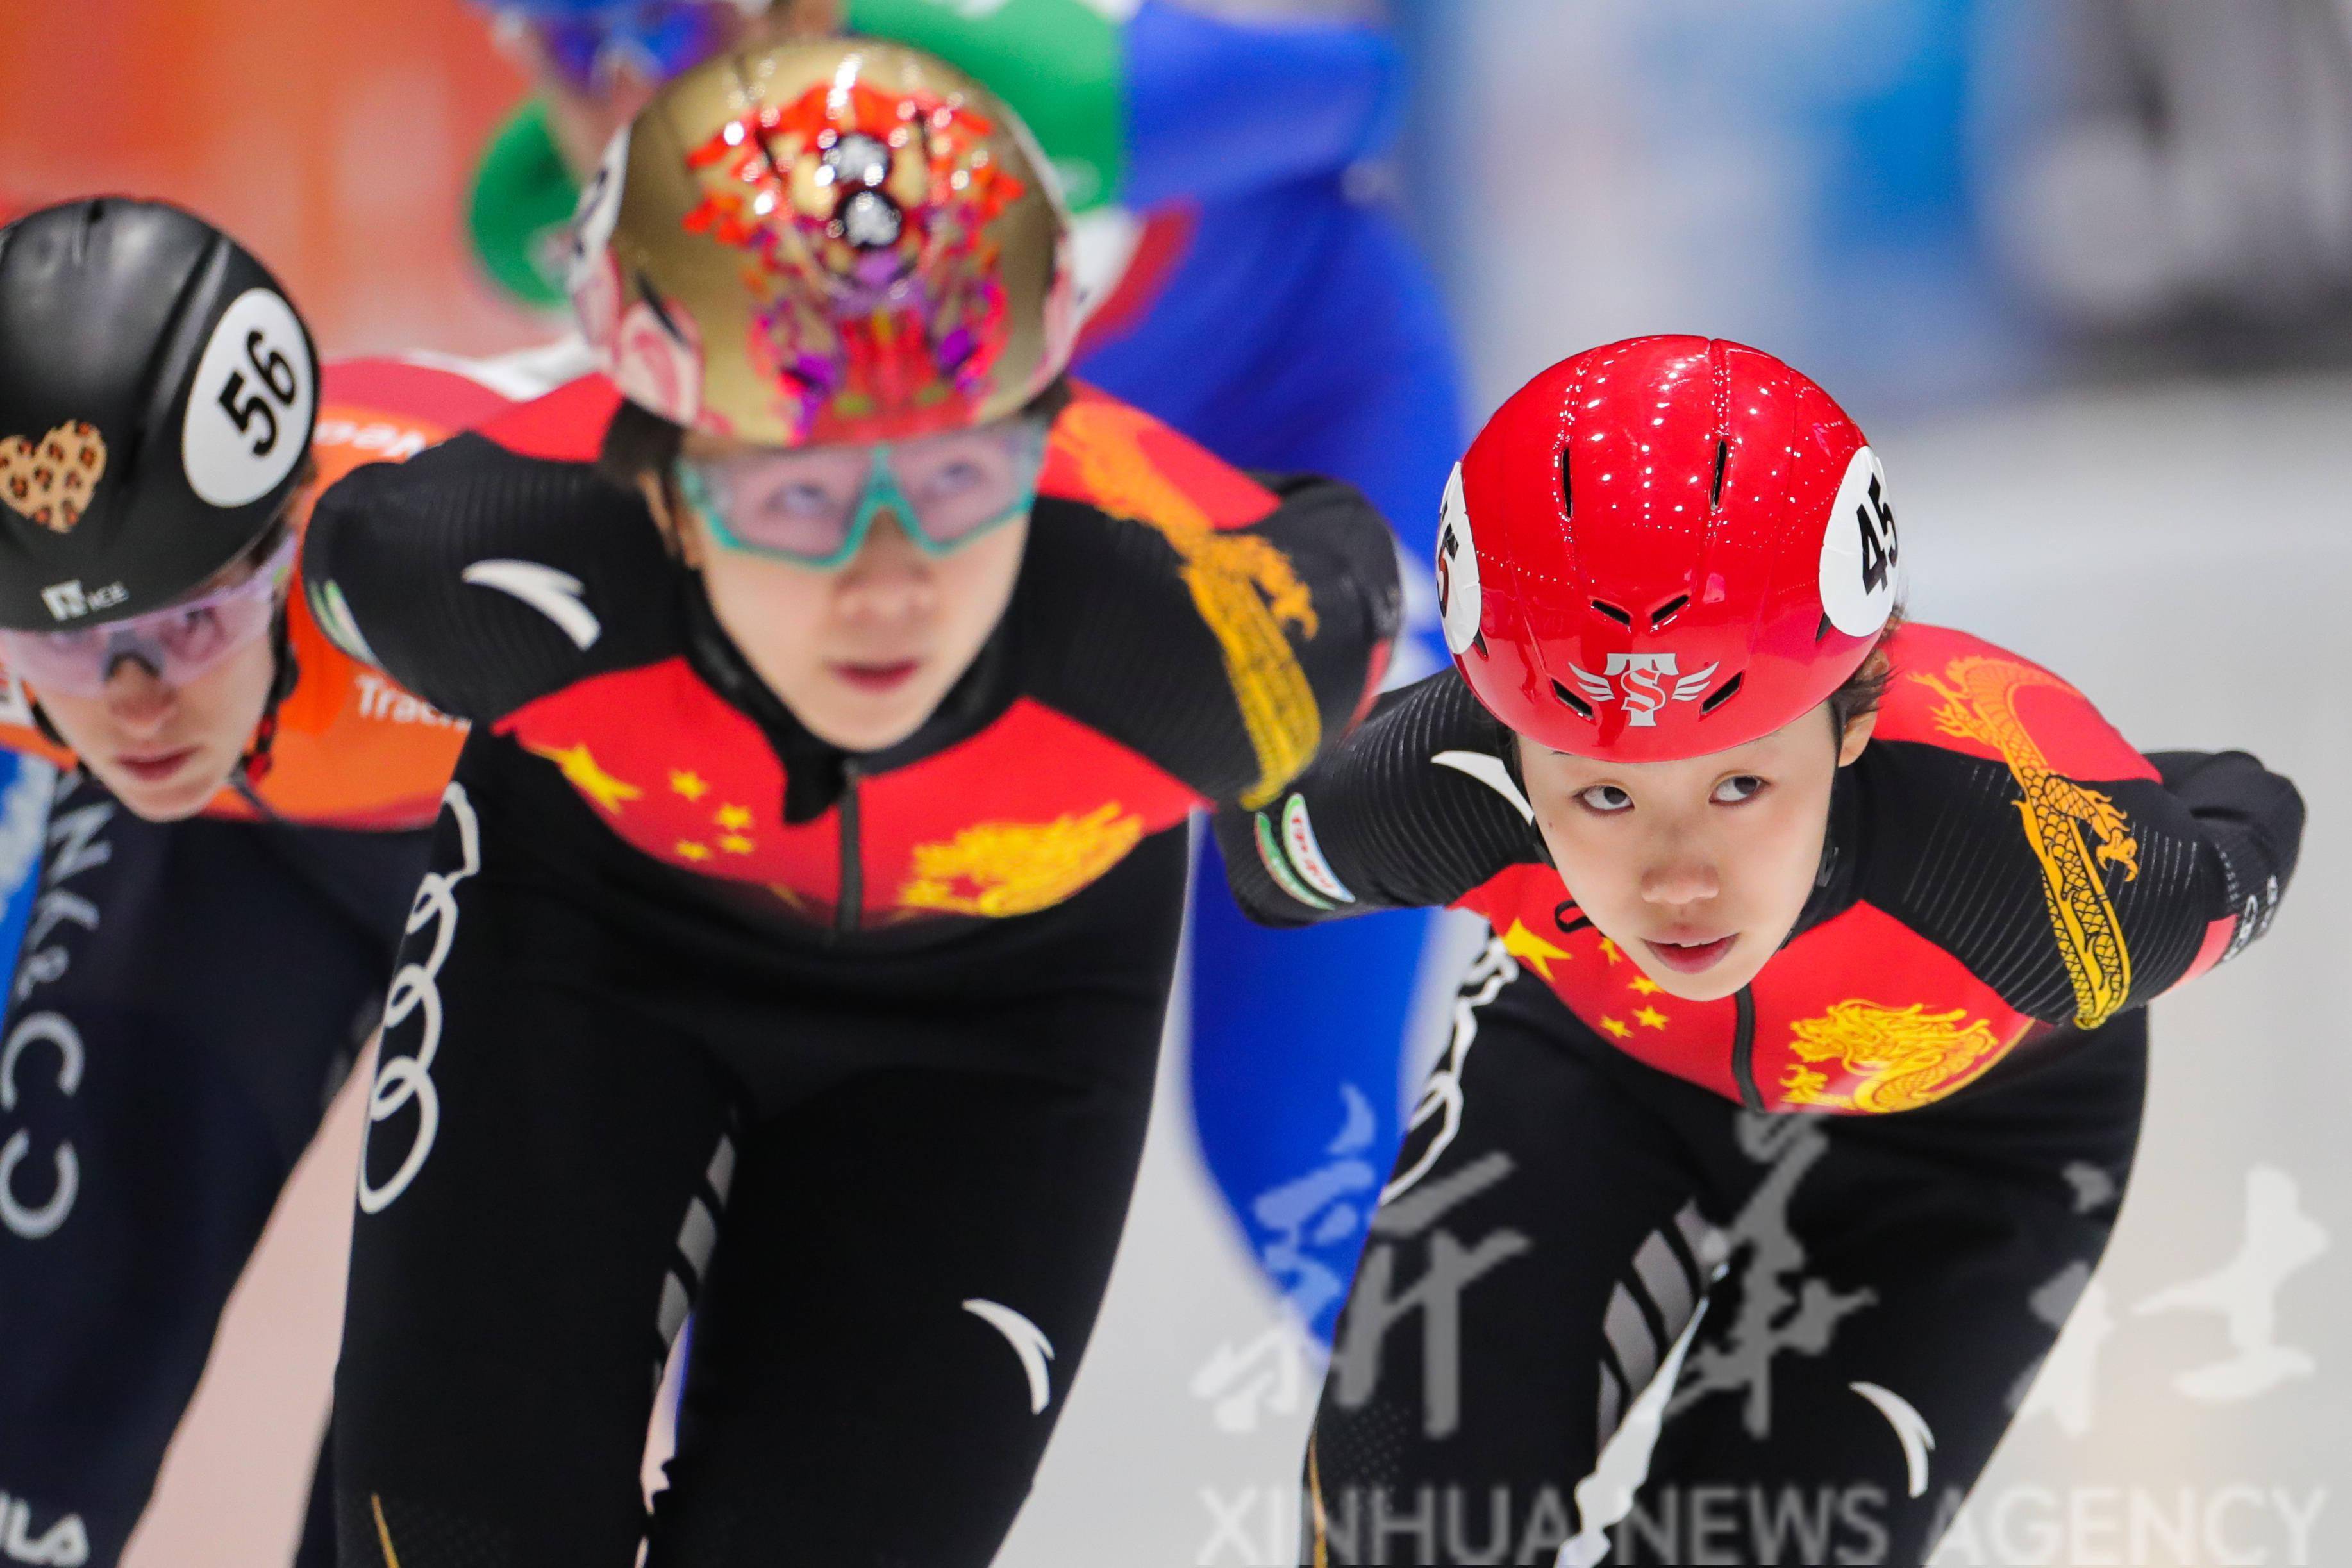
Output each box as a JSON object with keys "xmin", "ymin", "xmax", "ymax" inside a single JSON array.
[
  {"xmin": 835, "ymin": 762, "xmax": 863, "ymax": 940},
  {"xmin": 1731, "ymin": 986, "xmax": 1764, "ymax": 1111}
]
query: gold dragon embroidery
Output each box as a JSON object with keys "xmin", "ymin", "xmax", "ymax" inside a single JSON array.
[
  {"xmin": 1912, "ymin": 656, "xmax": 2140, "ymax": 1028},
  {"xmin": 1779, "ymin": 1000, "xmax": 2010, "ymax": 1113},
  {"xmin": 1053, "ymin": 401, "xmax": 1319, "ymax": 808},
  {"xmin": 897, "ymin": 802, "xmax": 1146, "ymax": 917}
]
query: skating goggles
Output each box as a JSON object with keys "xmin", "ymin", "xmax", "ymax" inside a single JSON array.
[
  {"xmin": 673, "ymin": 417, "xmax": 1050, "ymax": 570},
  {"xmin": 0, "ymin": 532, "xmax": 296, "ymax": 699},
  {"xmin": 515, "ymin": 2, "xmax": 744, "ymax": 93}
]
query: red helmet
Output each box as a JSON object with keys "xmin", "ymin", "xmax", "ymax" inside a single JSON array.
[{"xmin": 1437, "ymin": 335, "xmax": 1899, "ymax": 762}]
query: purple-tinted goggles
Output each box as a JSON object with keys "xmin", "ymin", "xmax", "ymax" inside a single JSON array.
[{"xmin": 0, "ymin": 532, "xmax": 296, "ymax": 699}]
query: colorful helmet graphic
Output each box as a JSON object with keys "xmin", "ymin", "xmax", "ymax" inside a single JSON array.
[
  {"xmin": 569, "ymin": 37, "xmax": 1078, "ymax": 447},
  {"xmin": 1438, "ymin": 336, "xmax": 1900, "ymax": 762}
]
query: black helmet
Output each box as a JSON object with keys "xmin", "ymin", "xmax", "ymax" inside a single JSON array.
[{"xmin": 0, "ymin": 198, "xmax": 319, "ymax": 631}]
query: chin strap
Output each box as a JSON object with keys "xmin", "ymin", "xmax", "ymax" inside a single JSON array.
[
  {"xmin": 28, "ymin": 699, "xmax": 65, "ymax": 751},
  {"xmin": 237, "ymin": 599, "xmax": 301, "ymax": 792}
]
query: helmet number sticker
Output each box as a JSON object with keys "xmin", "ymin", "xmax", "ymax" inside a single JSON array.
[
  {"xmin": 569, "ymin": 129, "xmax": 633, "ymax": 365},
  {"xmin": 184, "ymin": 289, "xmax": 314, "ymax": 508},
  {"xmin": 215, "ymin": 333, "xmax": 298, "ymax": 457},
  {"xmin": 1437, "ymin": 462, "xmax": 1483, "ymax": 657},
  {"xmin": 1817, "ymin": 446, "xmax": 1899, "ymax": 637},
  {"xmin": 569, "ymin": 127, "xmax": 630, "ymax": 297}
]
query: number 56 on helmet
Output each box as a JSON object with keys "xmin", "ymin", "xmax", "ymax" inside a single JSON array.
[{"xmin": 1437, "ymin": 335, "xmax": 1901, "ymax": 763}]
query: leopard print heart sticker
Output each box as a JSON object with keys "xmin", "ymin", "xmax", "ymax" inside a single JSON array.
[{"xmin": 0, "ymin": 421, "xmax": 108, "ymax": 533}]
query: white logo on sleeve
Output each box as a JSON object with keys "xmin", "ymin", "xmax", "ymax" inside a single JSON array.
[
  {"xmin": 1430, "ymin": 749, "xmax": 1534, "ymax": 824},
  {"xmin": 1280, "ymin": 795, "xmax": 1355, "ymax": 905},
  {"xmin": 1564, "ymin": 653, "xmax": 1719, "ymax": 727},
  {"xmin": 1435, "ymin": 463, "xmax": 1483, "ymax": 658},
  {"xmin": 963, "ymin": 1298, "xmax": 1056, "ymax": 1414},
  {"xmin": 312, "ymin": 578, "xmax": 384, "ymax": 666},
  {"xmin": 1817, "ymin": 446, "xmax": 1899, "ymax": 637},
  {"xmin": 461, "ymin": 559, "xmax": 602, "ymax": 651},
  {"xmin": 182, "ymin": 289, "xmax": 314, "ymax": 508}
]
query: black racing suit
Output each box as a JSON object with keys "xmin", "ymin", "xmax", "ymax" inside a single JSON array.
[
  {"xmin": 0, "ymin": 357, "xmax": 496, "ymax": 1568},
  {"xmin": 301, "ymin": 381, "xmax": 1401, "ymax": 1567},
  {"xmin": 1213, "ymin": 626, "xmax": 2304, "ymax": 1565},
  {"xmin": 0, "ymin": 766, "xmax": 431, "ymax": 1567}
]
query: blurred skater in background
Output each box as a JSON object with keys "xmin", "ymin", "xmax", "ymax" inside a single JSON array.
[{"xmin": 0, "ymin": 198, "xmax": 504, "ymax": 1568}]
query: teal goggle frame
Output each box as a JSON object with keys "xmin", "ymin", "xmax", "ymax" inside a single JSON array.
[{"xmin": 672, "ymin": 426, "xmax": 1047, "ymax": 571}]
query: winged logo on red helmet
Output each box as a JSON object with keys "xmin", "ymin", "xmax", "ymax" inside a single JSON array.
[{"xmin": 1566, "ymin": 653, "xmax": 1722, "ymax": 728}]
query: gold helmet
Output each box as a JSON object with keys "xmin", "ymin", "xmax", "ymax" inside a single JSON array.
[{"xmin": 569, "ymin": 38, "xmax": 1077, "ymax": 449}]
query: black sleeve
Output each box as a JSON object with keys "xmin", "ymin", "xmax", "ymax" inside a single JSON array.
[
  {"xmin": 2143, "ymin": 749, "xmax": 2305, "ymax": 958},
  {"xmin": 1023, "ymin": 472, "xmax": 1401, "ymax": 810},
  {"xmin": 1864, "ymin": 741, "xmax": 2306, "ymax": 1027},
  {"xmin": 1210, "ymin": 669, "xmax": 1544, "ymax": 928},
  {"xmin": 302, "ymin": 433, "xmax": 683, "ymax": 725}
]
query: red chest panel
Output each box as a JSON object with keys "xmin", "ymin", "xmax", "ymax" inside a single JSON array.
[
  {"xmin": 1457, "ymin": 867, "xmax": 2035, "ymax": 1114},
  {"xmin": 497, "ymin": 665, "xmax": 1202, "ymax": 926}
]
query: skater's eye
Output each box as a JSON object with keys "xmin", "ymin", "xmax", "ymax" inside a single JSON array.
[
  {"xmin": 158, "ymin": 607, "xmax": 226, "ymax": 661},
  {"xmin": 762, "ymin": 480, "xmax": 852, "ymax": 520},
  {"xmin": 1712, "ymin": 774, "xmax": 1766, "ymax": 804},
  {"xmin": 1576, "ymin": 784, "xmax": 1633, "ymax": 813}
]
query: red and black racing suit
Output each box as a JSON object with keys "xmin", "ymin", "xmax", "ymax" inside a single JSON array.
[
  {"xmin": 1214, "ymin": 624, "xmax": 2303, "ymax": 1566},
  {"xmin": 301, "ymin": 379, "xmax": 1400, "ymax": 1567}
]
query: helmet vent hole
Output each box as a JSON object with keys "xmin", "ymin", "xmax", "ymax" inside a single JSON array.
[
  {"xmin": 1551, "ymin": 680, "xmax": 1595, "ymax": 720},
  {"xmin": 1700, "ymin": 672, "xmax": 1744, "ymax": 715},
  {"xmin": 1649, "ymin": 594, "xmax": 1689, "ymax": 630},
  {"xmin": 1560, "ymin": 447, "xmax": 1574, "ymax": 519},
  {"xmin": 1710, "ymin": 439, "xmax": 1729, "ymax": 510},
  {"xmin": 1815, "ymin": 612, "xmax": 1833, "ymax": 643},
  {"xmin": 1590, "ymin": 598, "xmax": 1632, "ymax": 628},
  {"xmin": 1471, "ymin": 630, "xmax": 1488, "ymax": 658}
]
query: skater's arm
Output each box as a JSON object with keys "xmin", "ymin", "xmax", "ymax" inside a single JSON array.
[
  {"xmin": 1212, "ymin": 669, "xmax": 1540, "ymax": 926},
  {"xmin": 1864, "ymin": 702, "xmax": 2306, "ymax": 1028},
  {"xmin": 303, "ymin": 433, "xmax": 678, "ymax": 726},
  {"xmin": 1026, "ymin": 397, "xmax": 1401, "ymax": 811},
  {"xmin": 2141, "ymin": 747, "xmax": 2305, "ymax": 972}
]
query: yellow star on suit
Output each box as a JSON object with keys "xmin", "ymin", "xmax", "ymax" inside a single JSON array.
[
  {"xmin": 1499, "ymin": 919, "xmax": 1572, "ymax": 982},
  {"xmin": 526, "ymin": 741, "xmax": 643, "ymax": 815}
]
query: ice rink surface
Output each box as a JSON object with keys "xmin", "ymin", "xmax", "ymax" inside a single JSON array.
[{"xmin": 127, "ymin": 372, "xmax": 2348, "ymax": 1565}]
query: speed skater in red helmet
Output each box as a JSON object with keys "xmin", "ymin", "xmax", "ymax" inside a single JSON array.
[
  {"xmin": 1217, "ymin": 335, "xmax": 2303, "ymax": 1565},
  {"xmin": 1426, "ymin": 334, "xmax": 1903, "ymax": 1003}
]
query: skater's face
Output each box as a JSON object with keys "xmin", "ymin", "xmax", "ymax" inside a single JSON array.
[
  {"xmin": 651, "ymin": 431, "xmax": 1030, "ymax": 753},
  {"xmin": 508, "ymin": 1, "xmax": 844, "ymax": 174},
  {"xmin": 1517, "ymin": 702, "xmax": 1876, "ymax": 1002},
  {"xmin": 29, "ymin": 581, "xmax": 283, "ymax": 823}
]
